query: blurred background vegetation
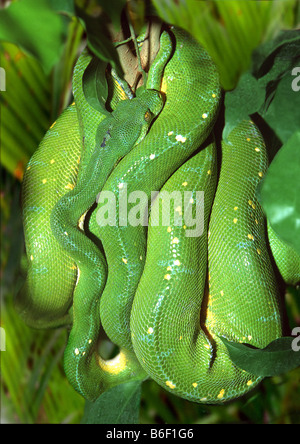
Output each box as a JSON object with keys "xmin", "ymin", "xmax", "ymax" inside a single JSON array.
[{"xmin": 1, "ymin": 0, "xmax": 300, "ymax": 424}]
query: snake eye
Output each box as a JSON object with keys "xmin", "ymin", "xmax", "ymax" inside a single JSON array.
[{"xmin": 144, "ymin": 111, "xmax": 152, "ymax": 122}]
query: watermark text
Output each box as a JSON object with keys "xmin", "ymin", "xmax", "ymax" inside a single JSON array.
[{"xmin": 96, "ymin": 184, "xmax": 204, "ymax": 237}]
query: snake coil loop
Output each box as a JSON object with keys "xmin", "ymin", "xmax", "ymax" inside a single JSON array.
[{"xmin": 17, "ymin": 26, "xmax": 300, "ymax": 403}]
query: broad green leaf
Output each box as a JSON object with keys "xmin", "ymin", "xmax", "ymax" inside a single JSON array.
[
  {"xmin": 0, "ymin": 0, "xmax": 67, "ymax": 73},
  {"xmin": 262, "ymin": 72, "xmax": 300, "ymax": 144},
  {"xmin": 220, "ymin": 336, "xmax": 300, "ymax": 377},
  {"xmin": 223, "ymin": 30, "xmax": 300, "ymax": 143},
  {"xmin": 49, "ymin": 0, "xmax": 75, "ymax": 16},
  {"xmin": 95, "ymin": 0, "xmax": 127, "ymax": 30},
  {"xmin": 75, "ymin": 5, "xmax": 123, "ymax": 77},
  {"xmin": 252, "ymin": 29, "xmax": 300, "ymax": 78},
  {"xmin": 223, "ymin": 71, "xmax": 265, "ymax": 141},
  {"xmin": 259, "ymin": 131, "xmax": 300, "ymax": 255},
  {"xmin": 81, "ymin": 380, "xmax": 142, "ymax": 424},
  {"xmin": 152, "ymin": 0, "xmax": 298, "ymax": 90},
  {"xmin": 82, "ymin": 57, "xmax": 110, "ymax": 114}
]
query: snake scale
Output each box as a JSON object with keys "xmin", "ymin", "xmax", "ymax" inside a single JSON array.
[{"xmin": 16, "ymin": 25, "xmax": 300, "ymax": 404}]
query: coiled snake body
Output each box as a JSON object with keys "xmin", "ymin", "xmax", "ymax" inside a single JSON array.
[{"xmin": 17, "ymin": 26, "xmax": 300, "ymax": 403}]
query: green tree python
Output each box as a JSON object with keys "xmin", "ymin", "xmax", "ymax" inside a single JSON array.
[{"xmin": 16, "ymin": 26, "xmax": 300, "ymax": 404}]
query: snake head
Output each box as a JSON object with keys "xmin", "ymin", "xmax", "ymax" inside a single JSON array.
[{"xmin": 131, "ymin": 89, "xmax": 163, "ymax": 146}]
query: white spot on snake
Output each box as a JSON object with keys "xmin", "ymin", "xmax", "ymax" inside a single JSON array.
[
  {"xmin": 255, "ymin": 147, "xmax": 260, "ymax": 152},
  {"xmin": 257, "ymin": 248, "xmax": 261, "ymax": 255},
  {"xmin": 189, "ymin": 198, "xmax": 194, "ymax": 204},
  {"xmin": 182, "ymin": 181, "xmax": 188, "ymax": 187},
  {"xmin": 30, "ymin": 255, "xmax": 34, "ymax": 261},
  {"xmin": 248, "ymin": 234, "xmax": 254, "ymax": 240},
  {"xmin": 149, "ymin": 153, "xmax": 155, "ymax": 160},
  {"xmin": 202, "ymin": 113, "xmax": 208, "ymax": 119},
  {"xmin": 122, "ymin": 258, "xmax": 128, "ymax": 264},
  {"xmin": 207, "ymin": 170, "xmax": 211, "ymax": 175},
  {"xmin": 234, "ymin": 206, "xmax": 238, "ymax": 211},
  {"xmin": 118, "ymin": 183, "xmax": 124, "ymax": 189},
  {"xmin": 217, "ymin": 389, "xmax": 225, "ymax": 399},
  {"xmin": 166, "ymin": 381, "xmax": 176, "ymax": 389},
  {"xmin": 247, "ymin": 380, "xmax": 253, "ymax": 386},
  {"xmin": 42, "ymin": 179, "xmax": 47, "ymax": 184},
  {"xmin": 174, "ymin": 260, "xmax": 181, "ymax": 266},
  {"xmin": 233, "ymin": 218, "xmax": 238, "ymax": 224},
  {"xmin": 167, "ymin": 227, "xmax": 172, "ymax": 233},
  {"xmin": 147, "ymin": 327, "xmax": 154, "ymax": 334},
  {"xmin": 258, "ymin": 172, "xmax": 263, "ymax": 178},
  {"xmin": 168, "ymin": 131, "xmax": 174, "ymax": 136},
  {"xmin": 64, "ymin": 231, "xmax": 68, "ymax": 236},
  {"xmin": 247, "ymin": 138, "xmax": 251, "ymax": 142},
  {"xmin": 220, "ymin": 290, "xmax": 224, "ymax": 296},
  {"xmin": 175, "ymin": 134, "xmax": 186, "ymax": 143},
  {"xmin": 139, "ymin": 255, "xmax": 143, "ymax": 261},
  {"xmin": 164, "ymin": 274, "xmax": 171, "ymax": 281},
  {"xmin": 50, "ymin": 121, "xmax": 56, "ymax": 129},
  {"xmin": 192, "ymin": 382, "xmax": 198, "ymax": 388},
  {"xmin": 88, "ymin": 339, "xmax": 92, "ymax": 344},
  {"xmin": 172, "ymin": 237, "xmax": 179, "ymax": 244},
  {"xmin": 50, "ymin": 159, "xmax": 55, "ymax": 164},
  {"xmin": 212, "ymin": 93, "xmax": 216, "ymax": 98},
  {"xmin": 65, "ymin": 183, "xmax": 74, "ymax": 190},
  {"xmin": 74, "ymin": 348, "xmax": 80, "ymax": 356}
]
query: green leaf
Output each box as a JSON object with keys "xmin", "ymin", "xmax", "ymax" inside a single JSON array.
[
  {"xmin": 75, "ymin": 5, "xmax": 123, "ymax": 77},
  {"xmin": 223, "ymin": 71, "xmax": 265, "ymax": 141},
  {"xmin": 95, "ymin": 0, "xmax": 127, "ymax": 31},
  {"xmin": 152, "ymin": 0, "xmax": 298, "ymax": 90},
  {"xmin": 262, "ymin": 72, "xmax": 300, "ymax": 144},
  {"xmin": 81, "ymin": 380, "xmax": 142, "ymax": 424},
  {"xmin": 220, "ymin": 336, "xmax": 300, "ymax": 377},
  {"xmin": 259, "ymin": 131, "xmax": 300, "ymax": 255},
  {"xmin": 252, "ymin": 29, "xmax": 300, "ymax": 78},
  {"xmin": 223, "ymin": 29, "xmax": 300, "ymax": 142},
  {"xmin": 0, "ymin": 0, "xmax": 67, "ymax": 73},
  {"xmin": 82, "ymin": 57, "xmax": 110, "ymax": 115},
  {"xmin": 49, "ymin": 0, "xmax": 75, "ymax": 16},
  {"xmin": 0, "ymin": 42, "xmax": 52, "ymax": 177}
]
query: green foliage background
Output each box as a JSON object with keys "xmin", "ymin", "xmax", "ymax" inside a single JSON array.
[{"xmin": 0, "ymin": 0, "xmax": 300, "ymax": 424}]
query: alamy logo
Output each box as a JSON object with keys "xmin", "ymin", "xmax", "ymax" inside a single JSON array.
[
  {"xmin": 291, "ymin": 327, "xmax": 300, "ymax": 352},
  {"xmin": 0, "ymin": 67, "xmax": 6, "ymax": 91},
  {"xmin": 96, "ymin": 184, "xmax": 204, "ymax": 238},
  {"xmin": 291, "ymin": 67, "xmax": 300, "ymax": 92},
  {"xmin": 0, "ymin": 327, "xmax": 6, "ymax": 351}
]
